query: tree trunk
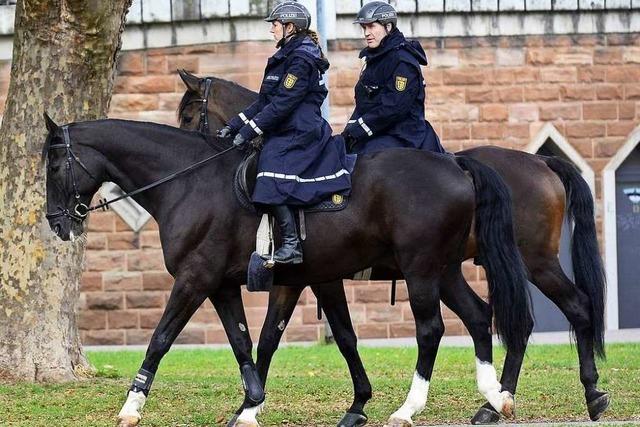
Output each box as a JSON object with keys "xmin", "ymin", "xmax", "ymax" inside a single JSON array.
[{"xmin": 0, "ymin": 0, "xmax": 131, "ymax": 382}]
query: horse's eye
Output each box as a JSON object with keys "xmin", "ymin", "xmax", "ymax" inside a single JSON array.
[
  {"xmin": 49, "ymin": 165, "xmax": 60, "ymax": 173},
  {"xmin": 183, "ymin": 116, "xmax": 193, "ymax": 124}
]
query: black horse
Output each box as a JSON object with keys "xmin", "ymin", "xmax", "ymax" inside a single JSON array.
[
  {"xmin": 42, "ymin": 114, "xmax": 531, "ymax": 427},
  {"xmin": 177, "ymin": 71, "xmax": 610, "ymax": 425}
]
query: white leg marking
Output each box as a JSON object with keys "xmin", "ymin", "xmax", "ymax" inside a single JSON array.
[
  {"xmin": 237, "ymin": 402, "xmax": 264, "ymax": 425},
  {"xmin": 389, "ymin": 371, "xmax": 430, "ymax": 423},
  {"xmin": 118, "ymin": 390, "xmax": 146, "ymax": 421},
  {"xmin": 475, "ymin": 358, "xmax": 510, "ymax": 413}
]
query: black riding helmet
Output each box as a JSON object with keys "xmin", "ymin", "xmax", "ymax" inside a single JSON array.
[
  {"xmin": 265, "ymin": 1, "xmax": 312, "ymax": 31},
  {"xmin": 353, "ymin": 1, "xmax": 398, "ymax": 28}
]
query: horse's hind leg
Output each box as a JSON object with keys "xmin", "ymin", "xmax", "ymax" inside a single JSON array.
[
  {"xmin": 528, "ymin": 257, "xmax": 609, "ymax": 420},
  {"xmin": 314, "ymin": 281, "xmax": 372, "ymax": 427},
  {"xmin": 211, "ymin": 286, "xmax": 264, "ymax": 427},
  {"xmin": 386, "ymin": 272, "xmax": 444, "ymax": 427},
  {"xmin": 117, "ymin": 278, "xmax": 209, "ymax": 427},
  {"xmin": 438, "ymin": 265, "xmax": 521, "ymax": 425}
]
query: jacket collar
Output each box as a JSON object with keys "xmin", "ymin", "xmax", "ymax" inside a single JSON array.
[{"xmin": 359, "ymin": 29, "xmax": 428, "ymax": 65}]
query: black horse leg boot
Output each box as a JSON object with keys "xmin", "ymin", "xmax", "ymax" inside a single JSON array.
[{"xmin": 272, "ymin": 205, "xmax": 303, "ymax": 264}]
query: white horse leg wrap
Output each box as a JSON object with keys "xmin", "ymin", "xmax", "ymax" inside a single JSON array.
[
  {"xmin": 475, "ymin": 358, "xmax": 509, "ymax": 413},
  {"xmin": 237, "ymin": 402, "xmax": 264, "ymax": 425},
  {"xmin": 118, "ymin": 390, "xmax": 147, "ymax": 420},
  {"xmin": 389, "ymin": 371, "xmax": 430, "ymax": 423}
]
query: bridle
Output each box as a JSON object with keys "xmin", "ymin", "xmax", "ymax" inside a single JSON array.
[
  {"xmin": 45, "ymin": 123, "xmax": 236, "ymax": 225},
  {"xmin": 182, "ymin": 77, "xmax": 215, "ymax": 134},
  {"xmin": 45, "ymin": 125, "xmax": 98, "ymax": 223}
]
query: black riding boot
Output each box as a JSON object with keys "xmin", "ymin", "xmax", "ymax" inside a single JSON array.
[{"xmin": 271, "ymin": 205, "xmax": 303, "ymax": 264}]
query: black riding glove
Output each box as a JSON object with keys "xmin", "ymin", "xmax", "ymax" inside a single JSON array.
[
  {"xmin": 217, "ymin": 125, "xmax": 234, "ymax": 138},
  {"xmin": 233, "ymin": 133, "xmax": 248, "ymax": 149},
  {"xmin": 341, "ymin": 131, "xmax": 357, "ymax": 153}
]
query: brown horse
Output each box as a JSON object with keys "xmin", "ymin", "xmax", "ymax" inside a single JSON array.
[{"xmin": 177, "ymin": 70, "xmax": 609, "ymax": 425}]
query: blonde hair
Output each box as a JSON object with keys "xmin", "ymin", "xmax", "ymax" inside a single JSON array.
[{"xmin": 299, "ymin": 29, "xmax": 326, "ymax": 58}]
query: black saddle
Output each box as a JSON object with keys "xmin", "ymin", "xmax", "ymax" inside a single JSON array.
[{"xmin": 233, "ymin": 150, "xmax": 349, "ymax": 214}]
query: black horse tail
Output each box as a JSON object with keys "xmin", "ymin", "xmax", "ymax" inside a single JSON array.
[
  {"xmin": 455, "ymin": 155, "xmax": 532, "ymax": 355},
  {"xmin": 544, "ymin": 156, "xmax": 606, "ymax": 359}
]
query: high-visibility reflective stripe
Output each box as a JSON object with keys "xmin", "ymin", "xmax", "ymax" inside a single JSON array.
[
  {"xmin": 256, "ymin": 169, "xmax": 350, "ymax": 183},
  {"xmin": 249, "ymin": 120, "xmax": 263, "ymax": 135},
  {"xmin": 358, "ymin": 117, "xmax": 373, "ymax": 136},
  {"xmin": 239, "ymin": 112, "xmax": 249, "ymax": 124}
]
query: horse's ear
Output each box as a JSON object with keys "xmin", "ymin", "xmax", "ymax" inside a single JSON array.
[
  {"xmin": 43, "ymin": 112, "xmax": 58, "ymax": 133},
  {"xmin": 178, "ymin": 68, "xmax": 201, "ymax": 92}
]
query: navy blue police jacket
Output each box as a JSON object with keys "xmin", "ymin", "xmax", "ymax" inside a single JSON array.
[
  {"xmin": 228, "ymin": 35, "xmax": 355, "ymax": 206},
  {"xmin": 344, "ymin": 29, "xmax": 445, "ymax": 155}
]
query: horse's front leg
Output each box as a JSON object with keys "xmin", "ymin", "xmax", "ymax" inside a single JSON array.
[
  {"xmin": 116, "ymin": 278, "xmax": 209, "ymax": 427},
  {"xmin": 209, "ymin": 285, "xmax": 264, "ymax": 427}
]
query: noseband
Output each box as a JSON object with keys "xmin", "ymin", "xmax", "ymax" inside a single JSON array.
[{"xmin": 45, "ymin": 125, "xmax": 98, "ymax": 223}]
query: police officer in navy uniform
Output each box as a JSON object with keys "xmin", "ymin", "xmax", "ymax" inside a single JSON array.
[
  {"xmin": 342, "ymin": 1, "xmax": 445, "ymax": 155},
  {"xmin": 218, "ymin": 2, "xmax": 355, "ymax": 265}
]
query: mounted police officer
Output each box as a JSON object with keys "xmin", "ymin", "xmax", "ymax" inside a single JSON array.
[
  {"xmin": 342, "ymin": 1, "xmax": 445, "ymax": 155},
  {"xmin": 218, "ymin": 1, "xmax": 355, "ymax": 265}
]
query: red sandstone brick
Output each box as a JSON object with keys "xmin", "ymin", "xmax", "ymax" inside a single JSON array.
[
  {"xmin": 114, "ymin": 216, "xmax": 132, "ymax": 232},
  {"xmin": 84, "ymin": 330, "xmax": 125, "ymax": 345},
  {"xmin": 496, "ymin": 86, "xmax": 523, "ymax": 102},
  {"xmin": 619, "ymin": 102, "xmax": 636, "ymax": 119},
  {"xmin": 110, "ymin": 94, "xmax": 159, "ymax": 112},
  {"xmin": 335, "ymin": 69, "xmax": 359, "ymax": 88},
  {"xmin": 81, "ymin": 272, "xmax": 103, "ymax": 292},
  {"xmin": 127, "ymin": 250, "xmax": 166, "ymax": 271},
  {"xmin": 567, "ymin": 139, "xmax": 594, "ymax": 158},
  {"xmin": 625, "ymin": 84, "xmax": 640, "ymax": 100},
  {"xmin": 390, "ymin": 323, "xmax": 416, "ymax": 338},
  {"xmin": 366, "ymin": 303, "xmax": 403, "ymax": 323},
  {"xmin": 594, "ymin": 48, "xmax": 623, "ymax": 64},
  {"xmin": 539, "ymin": 103, "xmax": 581, "ymax": 120},
  {"xmin": 117, "ymin": 52, "xmax": 145, "ymax": 75},
  {"xmin": 555, "ymin": 49, "xmax": 593, "ymax": 66},
  {"xmin": 540, "ymin": 67, "xmax": 577, "ymax": 83},
  {"xmin": 241, "ymin": 291, "xmax": 269, "ymax": 308},
  {"xmin": 481, "ymin": 104, "xmax": 508, "ymax": 122},
  {"xmin": 140, "ymin": 232, "xmax": 161, "ymax": 249},
  {"xmin": 87, "ymin": 212, "xmax": 116, "ymax": 232},
  {"xmin": 146, "ymin": 56, "xmax": 168, "ymax": 74},
  {"xmin": 86, "ymin": 292, "xmax": 124, "ymax": 310},
  {"xmin": 126, "ymin": 291, "xmax": 165, "ymax": 309},
  {"xmin": 107, "ymin": 232, "xmax": 139, "ymax": 250},
  {"xmin": 158, "ymin": 93, "xmax": 184, "ymax": 111},
  {"xmin": 302, "ymin": 306, "xmax": 323, "ymax": 324},
  {"xmin": 566, "ymin": 122, "xmax": 606, "ymax": 138},
  {"xmin": 448, "ymin": 104, "xmax": 480, "ymax": 121},
  {"xmin": 143, "ymin": 272, "xmax": 174, "ymax": 290},
  {"xmin": 354, "ymin": 284, "xmax": 391, "ymax": 303},
  {"xmin": 142, "ymin": 219, "xmax": 159, "ymax": 231},
  {"xmin": 578, "ymin": 67, "xmax": 606, "ymax": 83},
  {"xmin": 526, "ymin": 49, "xmax": 555, "ymax": 65},
  {"xmin": 444, "ymin": 319, "xmax": 466, "ymax": 336},
  {"xmin": 459, "ymin": 48, "xmax": 496, "ymax": 67},
  {"xmin": 139, "ymin": 309, "xmax": 164, "ymax": 329},
  {"xmin": 607, "ymin": 66, "xmax": 640, "ymax": 83},
  {"xmin": 560, "ymin": 85, "xmax": 596, "ymax": 101},
  {"xmin": 356, "ymin": 324, "xmax": 387, "ymax": 339},
  {"xmin": 126, "ymin": 329, "xmax": 154, "ymax": 345},
  {"xmin": 595, "ymin": 139, "xmax": 626, "ymax": 157},
  {"xmin": 443, "ymin": 69, "xmax": 487, "ymax": 85},
  {"xmin": 471, "ymin": 123, "xmax": 505, "ymax": 139},
  {"xmin": 428, "ymin": 87, "xmax": 466, "ymax": 104},
  {"xmin": 595, "ymin": 84, "xmax": 623, "ymax": 100},
  {"xmin": 426, "ymin": 69, "xmax": 443, "ymax": 86},
  {"xmin": 206, "ymin": 328, "xmax": 228, "ymax": 344},
  {"xmin": 443, "ymin": 124, "xmax": 470, "ymax": 140},
  {"xmin": 114, "ymin": 76, "xmax": 176, "ymax": 94},
  {"xmin": 402, "ymin": 304, "xmax": 414, "ymax": 322},
  {"xmin": 623, "ymin": 48, "xmax": 640, "ymax": 64},
  {"xmin": 85, "ymin": 252, "xmax": 126, "ymax": 272},
  {"xmin": 466, "ymin": 87, "xmax": 494, "ymax": 103},
  {"xmin": 524, "ymin": 86, "xmax": 560, "ymax": 101},
  {"xmin": 85, "ymin": 233, "xmax": 106, "ymax": 250},
  {"xmin": 103, "ymin": 272, "xmax": 142, "ymax": 292},
  {"xmin": 285, "ymin": 325, "xmax": 319, "ymax": 342},
  {"xmin": 108, "ymin": 310, "xmax": 139, "ymax": 329},
  {"xmin": 504, "ymin": 124, "xmax": 530, "ymax": 139},
  {"xmin": 175, "ymin": 328, "xmax": 206, "ymax": 344},
  {"xmin": 79, "ymin": 311, "xmax": 106, "ymax": 330},
  {"xmin": 583, "ymin": 102, "xmax": 618, "ymax": 120},
  {"xmin": 245, "ymin": 307, "xmax": 268, "ymax": 328},
  {"xmin": 508, "ymin": 104, "xmax": 539, "ymax": 122},
  {"xmin": 167, "ymin": 55, "xmax": 199, "ymax": 74}
]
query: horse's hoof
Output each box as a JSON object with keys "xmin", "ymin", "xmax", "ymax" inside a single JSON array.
[
  {"xmin": 337, "ymin": 411, "xmax": 368, "ymax": 427},
  {"xmin": 470, "ymin": 405, "xmax": 500, "ymax": 425},
  {"xmin": 116, "ymin": 415, "xmax": 140, "ymax": 427},
  {"xmin": 587, "ymin": 392, "xmax": 610, "ymax": 421},
  {"xmin": 495, "ymin": 391, "xmax": 514, "ymax": 419},
  {"xmin": 384, "ymin": 417, "xmax": 413, "ymax": 427}
]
